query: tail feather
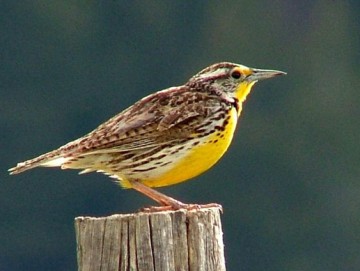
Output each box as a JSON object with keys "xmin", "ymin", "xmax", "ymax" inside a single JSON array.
[{"xmin": 8, "ymin": 150, "xmax": 67, "ymax": 175}]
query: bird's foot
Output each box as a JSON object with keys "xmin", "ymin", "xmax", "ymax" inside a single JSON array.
[{"xmin": 139, "ymin": 203, "xmax": 223, "ymax": 213}]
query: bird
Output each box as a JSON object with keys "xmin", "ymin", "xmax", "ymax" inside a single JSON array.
[{"xmin": 9, "ymin": 62, "xmax": 286, "ymax": 210}]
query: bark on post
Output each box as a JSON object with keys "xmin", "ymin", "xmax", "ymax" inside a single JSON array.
[{"xmin": 75, "ymin": 206, "xmax": 225, "ymax": 271}]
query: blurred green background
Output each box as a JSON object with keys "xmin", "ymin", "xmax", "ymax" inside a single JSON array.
[{"xmin": 1, "ymin": 1, "xmax": 359, "ymax": 270}]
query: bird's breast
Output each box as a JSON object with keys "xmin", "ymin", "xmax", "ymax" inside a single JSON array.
[{"xmin": 137, "ymin": 106, "xmax": 239, "ymax": 187}]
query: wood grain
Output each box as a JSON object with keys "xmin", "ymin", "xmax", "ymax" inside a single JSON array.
[{"xmin": 75, "ymin": 207, "xmax": 225, "ymax": 271}]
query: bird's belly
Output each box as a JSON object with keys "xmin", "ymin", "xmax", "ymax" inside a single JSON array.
[{"xmin": 129, "ymin": 107, "xmax": 239, "ymax": 188}]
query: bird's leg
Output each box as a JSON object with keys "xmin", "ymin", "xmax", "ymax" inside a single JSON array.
[
  {"xmin": 129, "ymin": 180, "xmax": 223, "ymax": 212},
  {"xmin": 129, "ymin": 180, "xmax": 186, "ymax": 210}
]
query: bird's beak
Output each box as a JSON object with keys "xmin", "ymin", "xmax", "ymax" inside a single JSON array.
[{"xmin": 246, "ymin": 68, "xmax": 286, "ymax": 82}]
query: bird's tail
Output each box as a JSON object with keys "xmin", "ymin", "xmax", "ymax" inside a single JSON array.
[{"xmin": 8, "ymin": 149, "xmax": 69, "ymax": 175}]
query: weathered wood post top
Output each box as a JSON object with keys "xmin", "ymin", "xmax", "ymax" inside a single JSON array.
[{"xmin": 75, "ymin": 206, "xmax": 226, "ymax": 271}]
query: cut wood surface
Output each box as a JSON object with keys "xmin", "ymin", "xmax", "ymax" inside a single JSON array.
[{"xmin": 75, "ymin": 206, "xmax": 225, "ymax": 271}]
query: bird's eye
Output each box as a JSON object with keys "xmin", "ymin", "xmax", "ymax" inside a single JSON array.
[{"xmin": 231, "ymin": 69, "xmax": 242, "ymax": 79}]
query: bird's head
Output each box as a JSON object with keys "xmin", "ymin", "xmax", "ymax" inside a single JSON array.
[{"xmin": 188, "ymin": 62, "xmax": 286, "ymax": 103}]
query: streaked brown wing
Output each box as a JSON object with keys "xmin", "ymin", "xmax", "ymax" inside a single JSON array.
[{"xmin": 58, "ymin": 88, "xmax": 217, "ymax": 157}]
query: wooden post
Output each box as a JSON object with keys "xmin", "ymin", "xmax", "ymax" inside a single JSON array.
[{"xmin": 75, "ymin": 207, "xmax": 226, "ymax": 271}]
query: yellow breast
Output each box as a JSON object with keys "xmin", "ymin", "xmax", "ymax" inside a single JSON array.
[{"xmin": 141, "ymin": 106, "xmax": 239, "ymax": 187}]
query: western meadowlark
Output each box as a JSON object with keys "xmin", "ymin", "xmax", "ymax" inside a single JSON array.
[{"xmin": 9, "ymin": 62, "xmax": 285, "ymax": 209}]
